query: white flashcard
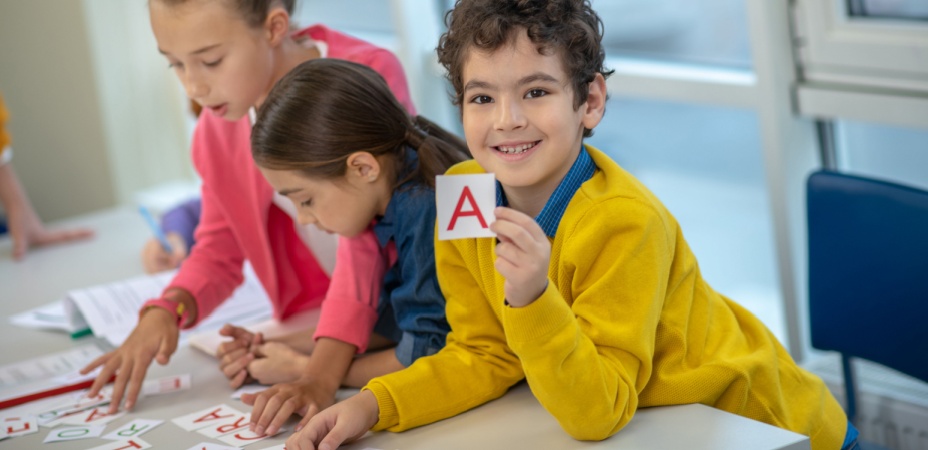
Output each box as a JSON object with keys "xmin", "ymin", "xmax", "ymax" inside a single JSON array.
[
  {"xmin": 184, "ymin": 443, "xmax": 241, "ymax": 450},
  {"xmin": 37, "ymin": 390, "xmax": 112, "ymax": 426},
  {"xmin": 0, "ymin": 414, "xmax": 38, "ymax": 438},
  {"xmin": 196, "ymin": 412, "xmax": 250, "ymax": 438},
  {"xmin": 57, "ymin": 407, "xmax": 125, "ymax": 427},
  {"xmin": 436, "ymin": 174, "xmax": 497, "ymax": 240},
  {"xmin": 85, "ymin": 437, "xmax": 152, "ymax": 450},
  {"xmin": 102, "ymin": 419, "xmax": 163, "ymax": 441},
  {"xmin": 217, "ymin": 427, "xmax": 284, "ymax": 447},
  {"xmin": 231, "ymin": 384, "xmax": 265, "ymax": 400},
  {"xmin": 142, "ymin": 374, "xmax": 191, "ymax": 396},
  {"xmin": 43, "ymin": 424, "xmax": 105, "ymax": 443},
  {"xmin": 256, "ymin": 445, "xmax": 286, "ymax": 450},
  {"xmin": 172, "ymin": 404, "xmax": 244, "ymax": 431}
]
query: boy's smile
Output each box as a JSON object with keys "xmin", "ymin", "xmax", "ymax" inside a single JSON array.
[{"xmin": 460, "ymin": 29, "xmax": 605, "ymax": 216}]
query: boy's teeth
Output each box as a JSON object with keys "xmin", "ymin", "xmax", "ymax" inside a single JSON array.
[{"xmin": 498, "ymin": 143, "xmax": 534, "ymax": 154}]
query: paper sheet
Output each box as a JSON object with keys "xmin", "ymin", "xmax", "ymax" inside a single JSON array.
[
  {"xmin": 63, "ymin": 263, "xmax": 273, "ymax": 347},
  {"xmin": 0, "ymin": 343, "xmax": 103, "ymax": 393}
]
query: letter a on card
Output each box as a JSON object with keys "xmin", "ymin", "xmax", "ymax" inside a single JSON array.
[{"xmin": 436, "ymin": 173, "xmax": 496, "ymax": 240}]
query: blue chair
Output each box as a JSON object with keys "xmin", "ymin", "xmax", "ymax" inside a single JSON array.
[{"xmin": 807, "ymin": 170, "xmax": 928, "ymax": 432}]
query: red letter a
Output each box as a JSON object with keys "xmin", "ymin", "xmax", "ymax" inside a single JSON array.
[{"xmin": 448, "ymin": 186, "xmax": 488, "ymax": 230}]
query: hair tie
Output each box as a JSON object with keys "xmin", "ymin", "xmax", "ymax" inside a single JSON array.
[{"xmin": 405, "ymin": 124, "xmax": 428, "ymax": 150}]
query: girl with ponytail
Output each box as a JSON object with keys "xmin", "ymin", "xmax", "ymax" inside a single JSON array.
[{"xmin": 246, "ymin": 58, "xmax": 469, "ymax": 435}]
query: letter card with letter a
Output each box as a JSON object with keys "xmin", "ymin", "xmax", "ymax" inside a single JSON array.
[{"xmin": 436, "ymin": 173, "xmax": 496, "ymax": 240}]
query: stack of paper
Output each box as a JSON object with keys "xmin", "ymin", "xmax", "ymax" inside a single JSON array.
[{"xmin": 9, "ymin": 264, "xmax": 274, "ymax": 347}]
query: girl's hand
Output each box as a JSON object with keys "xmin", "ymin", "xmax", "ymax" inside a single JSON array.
[
  {"xmin": 247, "ymin": 342, "xmax": 311, "ymax": 385},
  {"xmin": 79, "ymin": 307, "xmax": 180, "ymax": 413},
  {"xmin": 217, "ymin": 324, "xmax": 258, "ymax": 388},
  {"xmin": 241, "ymin": 374, "xmax": 338, "ymax": 437},
  {"xmin": 489, "ymin": 207, "xmax": 551, "ymax": 307},
  {"xmin": 140, "ymin": 232, "xmax": 187, "ymax": 274},
  {"xmin": 285, "ymin": 390, "xmax": 379, "ymax": 450}
]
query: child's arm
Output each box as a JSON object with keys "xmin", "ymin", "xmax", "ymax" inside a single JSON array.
[
  {"xmin": 500, "ymin": 199, "xmax": 670, "ymax": 440},
  {"xmin": 0, "ymin": 162, "xmax": 94, "ymax": 259},
  {"xmin": 242, "ymin": 337, "xmax": 356, "ymax": 437},
  {"xmin": 287, "ymin": 237, "xmax": 526, "ymax": 450},
  {"xmin": 243, "ymin": 229, "xmax": 388, "ymax": 435}
]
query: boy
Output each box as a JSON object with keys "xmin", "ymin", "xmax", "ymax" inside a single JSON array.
[{"xmin": 286, "ymin": 1, "xmax": 852, "ymax": 449}]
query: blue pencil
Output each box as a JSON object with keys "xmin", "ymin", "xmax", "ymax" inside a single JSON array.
[{"xmin": 139, "ymin": 205, "xmax": 173, "ymax": 252}]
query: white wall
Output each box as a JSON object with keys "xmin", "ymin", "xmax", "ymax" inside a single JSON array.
[
  {"xmin": 0, "ymin": 1, "xmax": 116, "ymax": 221},
  {"xmin": 0, "ymin": 1, "xmax": 196, "ymax": 222}
]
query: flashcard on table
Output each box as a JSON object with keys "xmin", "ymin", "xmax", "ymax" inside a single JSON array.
[
  {"xmin": 256, "ymin": 445, "xmax": 286, "ymax": 450},
  {"xmin": 196, "ymin": 412, "xmax": 250, "ymax": 438},
  {"xmin": 217, "ymin": 426, "xmax": 284, "ymax": 447},
  {"xmin": 142, "ymin": 373, "xmax": 191, "ymax": 396},
  {"xmin": 231, "ymin": 383, "xmax": 265, "ymax": 400},
  {"xmin": 185, "ymin": 443, "xmax": 241, "ymax": 450},
  {"xmin": 42, "ymin": 424, "xmax": 105, "ymax": 443},
  {"xmin": 102, "ymin": 419, "xmax": 163, "ymax": 441},
  {"xmin": 172, "ymin": 404, "xmax": 244, "ymax": 431},
  {"xmin": 0, "ymin": 414, "xmax": 38, "ymax": 438},
  {"xmin": 55, "ymin": 406, "xmax": 125, "ymax": 427},
  {"xmin": 86, "ymin": 437, "xmax": 152, "ymax": 450},
  {"xmin": 37, "ymin": 389, "xmax": 113, "ymax": 426},
  {"xmin": 436, "ymin": 173, "xmax": 497, "ymax": 240}
]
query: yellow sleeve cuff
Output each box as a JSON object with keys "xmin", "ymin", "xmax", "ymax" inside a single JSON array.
[
  {"xmin": 363, "ymin": 381, "xmax": 400, "ymax": 431},
  {"xmin": 501, "ymin": 280, "xmax": 573, "ymax": 348}
]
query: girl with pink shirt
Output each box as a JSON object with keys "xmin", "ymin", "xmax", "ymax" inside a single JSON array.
[{"xmin": 81, "ymin": 0, "xmax": 417, "ymax": 418}]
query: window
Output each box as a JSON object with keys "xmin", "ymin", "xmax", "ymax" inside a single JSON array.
[
  {"xmin": 587, "ymin": 97, "xmax": 786, "ymax": 342},
  {"xmin": 847, "ymin": 0, "xmax": 928, "ymax": 20},
  {"xmin": 837, "ymin": 121, "xmax": 928, "ymax": 191},
  {"xmin": 594, "ymin": 0, "xmax": 753, "ymax": 69}
]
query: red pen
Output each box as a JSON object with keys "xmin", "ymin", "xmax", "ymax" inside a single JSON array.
[{"xmin": 0, "ymin": 374, "xmax": 116, "ymax": 410}]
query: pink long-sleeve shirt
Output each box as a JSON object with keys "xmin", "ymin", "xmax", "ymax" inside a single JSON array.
[{"xmin": 165, "ymin": 24, "xmax": 415, "ymax": 353}]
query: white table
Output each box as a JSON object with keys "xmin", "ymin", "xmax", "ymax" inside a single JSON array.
[{"xmin": 0, "ymin": 207, "xmax": 811, "ymax": 449}]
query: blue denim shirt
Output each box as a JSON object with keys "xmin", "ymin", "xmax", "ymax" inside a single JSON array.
[
  {"xmin": 372, "ymin": 150, "xmax": 450, "ymax": 366},
  {"xmin": 496, "ymin": 145, "xmax": 596, "ymax": 237}
]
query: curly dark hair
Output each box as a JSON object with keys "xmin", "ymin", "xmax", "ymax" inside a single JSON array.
[{"xmin": 437, "ymin": 0, "xmax": 613, "ymax": 135}]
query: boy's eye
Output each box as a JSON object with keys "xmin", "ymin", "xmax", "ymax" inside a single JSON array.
[
  {"xmin": 526, "ymin": 89, "xmax": 547, "ymax": 99},
  {"xmin": 470, "ymin": 95, "xmax": 493, "ymax": 104},
  {"xmin": 204, "ymin": 58, "xmax": 223, "ymax": 68}
]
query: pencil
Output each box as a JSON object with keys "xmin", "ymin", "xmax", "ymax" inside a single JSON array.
[{"xmin": 138, "ymin": 205, "xmax": 172, "ymax": 252}]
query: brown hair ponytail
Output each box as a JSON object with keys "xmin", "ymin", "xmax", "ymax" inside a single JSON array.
[{"xmin": 252, "ymin": 59, "xmax": 470, "ymax": 190}]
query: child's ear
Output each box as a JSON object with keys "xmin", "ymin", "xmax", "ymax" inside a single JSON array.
[
  {"xmin": 580, "ymin": 73, "xmax": 607, "ymax": 131},
  {"xmin": 265, "ymin": 7, "xmax": 290, "ymax": 46},
  {"xmin": 345, "ymin": 152, "xmax": 381, "ymax": 183}
]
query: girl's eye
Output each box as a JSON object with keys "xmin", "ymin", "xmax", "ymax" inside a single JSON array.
[
  {"xmin": 168, "ymin": 62, "xmax": 183, "ymax": 70},
  {"xmin": 204, "ymin": 58, "xmax": 223, "ymax": 68},
  {"xmin": 301, "ymin": 199, "xmax": 313, "ymax": 208},
  {"xmin": 470, "ymin": 95, "xmax": 492, "ymax": 104},
  {"xmin": 526, "ymin": 89, "xmax": 547, "ymax": 98}
]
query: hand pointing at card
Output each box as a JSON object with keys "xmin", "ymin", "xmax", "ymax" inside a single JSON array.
[{"xmin": 489, "ymin": 206, "xmax": 551, "ymax": 308}]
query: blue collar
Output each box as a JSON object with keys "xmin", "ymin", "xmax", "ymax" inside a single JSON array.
[
  {"xmin": 374, "ymin": 148, "xmax": 419, "ymax": 247},
  {"xmin": 496, "ymin": 146, "xmax": 596, "ymax": 237}
]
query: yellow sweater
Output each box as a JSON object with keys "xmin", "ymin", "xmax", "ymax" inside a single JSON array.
[
  {"xmin": 365, "ymin": 145, "xmax": 846, "ymax": 449},
  {"xmin": 0, "ymin": 93, "xmax": 10, "ymax": 157}
]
